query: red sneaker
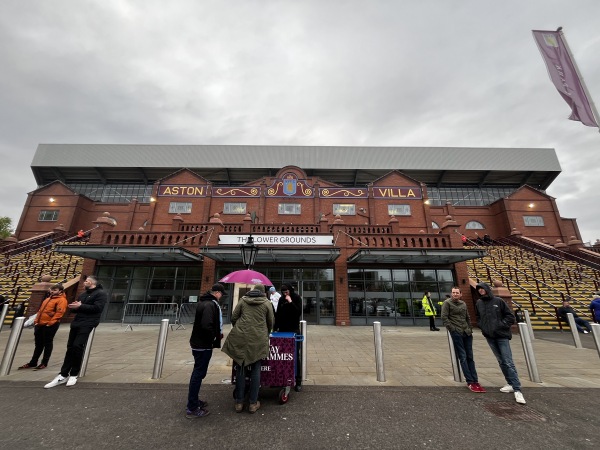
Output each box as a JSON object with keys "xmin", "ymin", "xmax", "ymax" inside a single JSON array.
[
  {"xmin": 474, "ymin": 383, "xmax": 486, "ymax": 393},
  {"xmin": 467, "ymin": 383, "xmax": 478, "ymax": 392}
]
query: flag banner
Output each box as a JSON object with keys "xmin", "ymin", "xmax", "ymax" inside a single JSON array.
[{"xmin": 532, "ymin": 30, "xmax": 599, "ymax": 127}]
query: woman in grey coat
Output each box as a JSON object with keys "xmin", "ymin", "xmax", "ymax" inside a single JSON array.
[{"xmin": 222, "ymin": 284, "xmax": 274, "ymax": 414}]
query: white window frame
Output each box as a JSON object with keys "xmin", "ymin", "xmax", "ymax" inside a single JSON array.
[
  {"xmin": 278, "ymin": 203, "xmax": 301, "ymax": 215},
  {"xmin": 388, "ymin": 204, "xmax": 411, "ymax": 216},
  {"xmin": 168, "ymin": 202, "xmax": 192, "ymax": 214},
  {"xmin": 38, "ymin": 210, "xmax": 59, "ymax": 221},
  {"xmin": 465, "ymin": 221, "xmax": 485, "ymax": 230},
  {"xmin": 523, "ymin": 216, "xmax": 545, "ymax": 227},
  {"xmin": 223, "ymin": 202, "xmax": 247, "ymax": 215},
  {"xmin": 333, "ymin": 204, "xmax": 356, "ymax": 215}
]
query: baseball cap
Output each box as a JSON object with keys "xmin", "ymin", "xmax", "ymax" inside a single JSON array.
[
  {"xmin": 269, "ymin": 287, "xmax": 276, "ymax": 292},
  {"xmin": 211, "ymin": 283, "xmax": 226, "ymax": 294}
]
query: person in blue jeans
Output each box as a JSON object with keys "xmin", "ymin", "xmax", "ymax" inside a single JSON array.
[
  {"xmin": 475, "ymin": 282, "xmax": 526, "ymax": 405},
  {"xmin": 185, "ymin": 283, "xmax": 225, "ymax": 419},
  {"xmin": 441, "ymin": 287, "xmax": 485, "ymax": 393}
]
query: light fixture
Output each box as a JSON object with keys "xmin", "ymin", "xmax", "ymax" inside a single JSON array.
[
  {"xmin": 528, "ymin": 203, "xmax": 535, "ymax": 208},
  {"xmin": 424, "ymin": 199, "xmax": 431, "ymax": 205},
  {"xmin": 150, "ymin": 197, "xmax": 156, "ymax": 202},
  {"xmin": 240, "ymin": 234, "xmax": 259, "ymax": 270},
  {"xmin": 49, "ymin": 197, "xmax": 55, "ymax": 203}
]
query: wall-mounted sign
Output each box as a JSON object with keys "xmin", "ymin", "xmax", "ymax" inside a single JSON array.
[
  {"xmin": 213, "ymin": 187, "xmax": 261, "ymax": 197},
  {"xmin": 219, "ymin": 234, "xmax": 333, "ymax": 246},
  {"xmin": 372, "ymin": 187, "xmax": 422, "ymax": 199},
  {"xmin": 266, "ymin": 172, "xmax": 314, "ymax": 198},
  {"xmin": 319, "ymin": 187, "xmax": 368, "ymax": 198},
  {"xmin": 158, "ymin": 185, "xmax": 209, "ymax": 197}
]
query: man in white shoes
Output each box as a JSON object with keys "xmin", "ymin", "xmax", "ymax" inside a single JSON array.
[
  {"xmin": 475, "ymin": 282, "xmax": 526, "ymax": 405},
  {"xmin": 45, "ymin": 275, "xmax": 106, "ymax": 389}
]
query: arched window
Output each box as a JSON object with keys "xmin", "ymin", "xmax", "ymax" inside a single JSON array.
[
  {"xmin": 465, "ymin": 221, "xmax": 485, "ymax": 230},
  {"xmin": 431, "ymin": 222, "xmax": 439, "ymax": 229}
]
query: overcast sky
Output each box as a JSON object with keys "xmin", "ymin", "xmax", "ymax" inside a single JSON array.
[{"xmin": 1, "ymin": 1, "xmax": 599, "ymax": 242}]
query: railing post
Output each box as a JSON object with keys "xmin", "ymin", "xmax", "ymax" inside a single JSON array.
[
  {"xmin": 300, "ymin": 320, "xmax": 307, "ymax": 382},
  {"xmin": 0, "ymin": 317, "xmax": 25, "ymax": 376},
  {"xmin": 152, "ymin": 319, "xmax": 170, "ymax": 379},
  {"xmin": 523, "ymin": 309, "xmax": 535, "ymax": 341},
  {"xmin": 373, "ymin": 321, "xmax": 385, "ymax": 382},
  {"xmin": 79, "ymin": 328, "xmax": 96, "ymax": 377},
  {"xmin": 0, "ymin": 304, "xmax": 9, "ymax": 333},
  {"xmin": 518, "ymin": 323, "xmax": 541, "ymax": 383},
  {"xmin": 566, "ymin": 313, "xmax": 583, "ymax": 349}
]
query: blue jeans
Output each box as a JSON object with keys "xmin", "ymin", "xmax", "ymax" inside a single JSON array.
[
  {"xmin": 573, "ymin": 317, "xmax": 592, "ymax": 333},
  {"xmin": 235, "ymin": 361, "xmax": 261, "ymax": 404},
  {"xmin": 186, "ymin": 349, "xmax": 213, "ymax": 411},
  {"xmin": 485, "ymin": 337, "xmax": 521, "ymax": 391},
  {"xmin": 450, "ymin": 331, "xmax": 478, "ymax": 384}
]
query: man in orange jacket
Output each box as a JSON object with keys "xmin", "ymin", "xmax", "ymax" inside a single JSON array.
[{"xmin": 19, "ymin": 283, "xmax": 68, "ymax": 370}]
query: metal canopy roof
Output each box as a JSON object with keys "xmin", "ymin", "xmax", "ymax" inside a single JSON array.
[
  {"xmin": 347, "ymin": 248, "xmax": 487, "ymax": 265},
  {"xmin": 31, "ymin": 144, "xmax": 562, "ymax": 190},
  {"xmin": 54, "ymin": 245, "xmax": 202, "ymax": 262},
  {"xmin": 200, "ymin": 247, "xmax": 341, "ymax": 263}
]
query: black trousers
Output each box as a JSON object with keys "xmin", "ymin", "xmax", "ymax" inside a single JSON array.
[
  {"xmin": 429, "ymin": 316, "xmax": 436, "ymax": 330},
  {"xmin": 60, "ymin": 325, "xmax": 94, "ymax": 377},
  {"xmin": 30, "ymin": 323, "xmax": 60, "ymax": 365}
]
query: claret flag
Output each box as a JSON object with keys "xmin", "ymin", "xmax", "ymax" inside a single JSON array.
[{"xmin": 532, "ymin": 29, "xmax": 599, "ymax": 128}]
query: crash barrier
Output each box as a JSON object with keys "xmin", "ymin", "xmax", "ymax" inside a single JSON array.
[
  {"xmin": 78, "ymin": 328, "xmax": 97, "ymax": 378},
  {"xmin": 122, "ymin": 302, "xmax": 179, "ymax": 330},
  {"xmin": 176, "ymin": 303, "xmax": 199, "ymax": 328},
  {"xmin": 152, "ymin": 319, "xmax": 169, "ymax": 379},
  {"xmin": 592, "ymin": 324, "xmax": 600, "ymax": 359},
  {"xmin": 0, "ymin": 316, "xmax": 24, "ymax": 376},
  {"xmin": 518, "ymin": 322, "xmax": 541, "ymax": 383},
  {"xmin": 566, "ymin": 313, "xmax": 583, "ymax": 349},
  {"xmin": 373, "ymin": 321, "xmax": 385, "ymax": 382},
  {"xmin": 446, "ymin": 329, "xmax": 463, "ymax": 383},
  {"xmin": 300, "ymin": 320, "xmax": 307, "ymax": 382}
]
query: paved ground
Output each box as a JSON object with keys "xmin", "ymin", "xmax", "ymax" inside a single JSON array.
[{"xmin": 1, "ymin": 324, "xmax": 599, "ymax": 449}]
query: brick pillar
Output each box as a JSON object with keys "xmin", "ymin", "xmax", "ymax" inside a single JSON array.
[
  {"xmin": 440, "ymin": 215, "xmax": 461, "ymax": 247},
  {"xmin": 26, "ymin": 275, "xmax": 53, "ymax": 316},
  {"xmin": 201, "ymin": 257, "xmax": 217, "ymax": 293},
  {"xmin": 332, "ymin": 218, "xmax": 350, "ymax": 326}
]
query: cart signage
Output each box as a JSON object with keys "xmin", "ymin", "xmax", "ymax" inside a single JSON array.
[{"xmin": 260, "ymin": 335, "xmax": 296, "ymax": 387}]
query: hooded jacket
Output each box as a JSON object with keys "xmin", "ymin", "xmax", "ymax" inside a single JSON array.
[
  {"xmin": 35, "ymin": 292, "xmax": 68, "ymax": 327},
  {"xmin": 591, "ymin": 297, "xmax": 600, "ymax": 322},
  {"xmin": 475, "ymin": 282, "xmax": 515, "ymax": 340},
  {"xmin": 274, "ymin": 283, "xmax": 302, "ymax": 333},
  {"xmin": 189, "ymin": 291, "xmax": 222, "ymax": 349},
  {"xmin": 221, "ymin": 288, "xmax": 274, "ymax": 366},
  {"xmin": 71, "ymin": 284, "xmax": 107, "ymax": 327}
]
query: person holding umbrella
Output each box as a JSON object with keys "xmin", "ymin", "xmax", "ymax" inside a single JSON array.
[{"xmin": 222, "ymin": 284, "xmax": 274, "ymax": 414}]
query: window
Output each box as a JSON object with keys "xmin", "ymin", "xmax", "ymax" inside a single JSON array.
[
  {"xmin": 223, "ymin": 202, "xmax": 247, "ymax": 214},
  {"xmin": 38, "ymin": 210, "xmax": 59, "ymax": 221},
  {"xmin": 523, "ymin": 216, "xmax": 545, "ymax": 227},
  {"xmin": 278, "ymin": 203, "xmax": 301, "ymax": 215},
  {"xmin": 388, "ymin": 204, "xmax": 411, "ymax": 216},
  {"xmin": 431, "ymin": 222, "xmax": 440, "ymax": 229},
  {"xmin": 465, "ymin": 221, "xmax": 485, "ymax": 229},
  {"xmin": 333, "ymin": 204, "xmax": 355, "ymax": 215},
  {"xmin": 169, "ymin": 202, "xmax": 192, "ymax": 214}
]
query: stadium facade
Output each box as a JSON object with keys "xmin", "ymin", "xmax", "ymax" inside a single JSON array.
[{"xmin": 13, "ymin": 144, "xmax": 581, "ymax": 325}]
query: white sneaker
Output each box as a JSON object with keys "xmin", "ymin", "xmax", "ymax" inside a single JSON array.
[
  {"xmin": 44, "ymin": 375, "xmax": 67, "ymax": 389},
  {"xmin": 583, "ymin": 330, "xmax": 589, "ymax": 334},
  {"xmin": 514, "ymin": 391, "xmax": 526, "ymax": 404},
  {"xmin": 66, "ymin": 376, "xmax": 78, "ymax": 387},
  {"xmin": 499, "ymin": 384, "xmax": 514, "ymax": 393}
]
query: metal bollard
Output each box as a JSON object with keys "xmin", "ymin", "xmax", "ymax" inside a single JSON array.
[
  {"xmin": 518, "ymin": 322, "xmax": 541, "ymax": 382},
  {"xmin": 300, "ymin": 320, "xmax": 307, "ymax": 382},
  {"xmin": 152, "ymin": 319, "xmax": 169, "ymax": 379},
  {"xmin": 78, "ymin": 328, "xmax": 97, "ymax": 378},
  {"xmin": 523, "ymin": 309, "xmax": 535, "ymax": 341},
  {"xmin": 373, "ymin": 321, "xmax": 385, "ymax": 382},
  {"xmin": 566, "ymin": 313, "xmax": 583, "ymax": 349},
  {"xmin": 446, "ymin": 330, "xmax": 462, "ymax": 382},
  {"xmin": 0, "ymin": 317, "xmax": 25, "ymax": 376},
  {"xmin": 591, "ymin": 323, "xmax": 600, "ymax": 359},
  {"xmin": 0, "ymin": 304, "xmax": 9, "ymax": 334}
]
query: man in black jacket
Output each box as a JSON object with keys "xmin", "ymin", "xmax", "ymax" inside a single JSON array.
[
  {"xmin": 185, "ymin": 283, "xmax": 225, "ymax": 419},
  {"xmin": 44, "ymin": 275, "xmax": 107, "ymax": 388},
  {"xmin": 475, "ymin": 282, "xmax": 526, "ymax": 405}
]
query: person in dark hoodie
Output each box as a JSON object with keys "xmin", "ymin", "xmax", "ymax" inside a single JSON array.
[
  {"xmin": 185, "ymin": 283, "xmax": 225, "ymax": 419},
  {"xmin": 222, "ymin": 284, "xmax": 274, "ymax": 414},
  {"xmin": 275, "ymin": 283, "xmax": 303, "ymax": 390},
  {"xmin": 44, "ymin": 275, "xmax": 107, "ymax": 389},
  {"xmin": 475, "ymin": 282, "xmax": 526, "ymax": 405}
]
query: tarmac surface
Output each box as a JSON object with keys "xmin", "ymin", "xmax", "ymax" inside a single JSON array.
[{"xmin": 1, "ymin": 323, "xmax": 599, "ymax": 449}]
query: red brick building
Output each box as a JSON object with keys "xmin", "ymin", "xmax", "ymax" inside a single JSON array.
[{"xmin": 13, "ymin": 144, "xmax": 580, "ymax": 326}]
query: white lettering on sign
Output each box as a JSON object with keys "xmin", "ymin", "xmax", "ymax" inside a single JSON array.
[{"xmin": 219, "ymin": 235, "xmax": 333, "ymax": 246}]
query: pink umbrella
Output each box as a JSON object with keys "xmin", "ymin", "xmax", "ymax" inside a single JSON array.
[{"xmin": 219, "ymin": 269, "xmax": 273, "ymax": 286}]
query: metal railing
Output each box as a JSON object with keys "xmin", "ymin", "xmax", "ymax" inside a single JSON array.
[{"xmin": 121, "ymin": 302, "xmax": 179, "ymax": 329}]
